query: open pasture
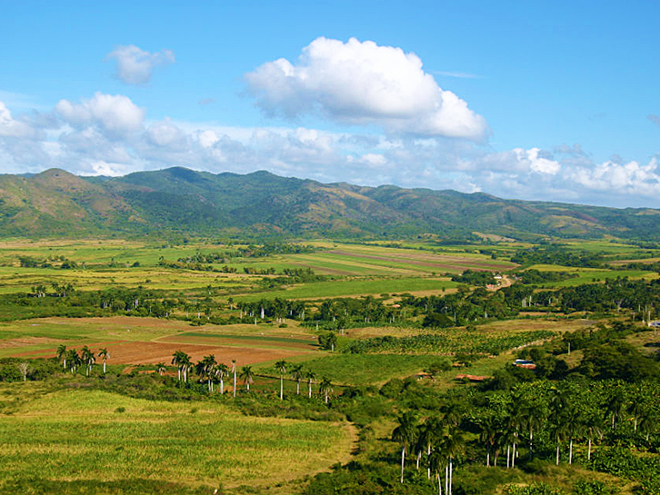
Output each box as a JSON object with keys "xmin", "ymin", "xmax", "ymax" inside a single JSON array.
[
  {"xmin": 524, "ymin": 264, "xmax": 658, "ymax": 287},
  {"xmin": 293, "ymin": 242, "xmax": 517, "ymax": 275},
  {"xmin": 0, "ymin": 317, "xmax": 320, "ymax": 366},
  {"xmin": 0, "ymin": 386, "xmax": 354, "ymax": 493},
  {"xmin": 236, "ymin": 276, "xmax": 459, "ymax": 301},
  {"xmin": 0, "ymin": 265, "xmax": 251, "ymax": 294}
]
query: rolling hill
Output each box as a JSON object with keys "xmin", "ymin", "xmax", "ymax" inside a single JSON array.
[{"xmin": 1, "ymin": 166, "xmax": 659, "ymax": 241}]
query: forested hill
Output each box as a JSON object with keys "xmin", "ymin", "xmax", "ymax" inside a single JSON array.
[{"xmin": 1, "ymin": 166, "xmax": 660, "ymax": 240}]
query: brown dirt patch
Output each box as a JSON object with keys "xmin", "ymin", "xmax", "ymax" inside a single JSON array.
[
  {"xmin": 81, "ymin": 341, "xmax": 312, "ymax": 366},
  {"xmin": 0, "ymin": 337, "xmax": 62, "ymax": 349},
  {"xmin": 160, "ymin": 334, "xmax": 317, "ymax": 350}
]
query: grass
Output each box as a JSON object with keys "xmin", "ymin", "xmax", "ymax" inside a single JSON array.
[
  {"xmin": 237, "ymin": 277, "xmax": 458, "ymax": 301},
  {"xmin": 524, "ymin": 264, "xmax": 658, "ymax": 287},
  {"xmin": 0, "ymin": 239, "xmax": 518, "ymax": 297},
  {"xmin": 0, "ymin": 385, "xmax": 353, "ymax": 494}
]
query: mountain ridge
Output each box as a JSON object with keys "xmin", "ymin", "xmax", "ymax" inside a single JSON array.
[{"xmin": 1, "ymin": 167, "xmax": 659, "ymax": 241}]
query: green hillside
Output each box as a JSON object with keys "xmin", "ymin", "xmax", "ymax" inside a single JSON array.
[{"xmin": 1, "ymin": 166, "xmax": 660, "ymax": 240}]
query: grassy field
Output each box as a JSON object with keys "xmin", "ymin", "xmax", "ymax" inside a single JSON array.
[
  {"xmin": 525, "ymin": 264, "xmax": 658, "ymax": 287},
  {"xmin": 236, "ymin": 276, "xmax": 459, "ymax": 301},
  {"xmin": 0, "ymin": 385, "xmax": 354, "ymax": 494},
  {"xmin": 0, "ymin": 239, "xmax": 516, "ymax": 299}
]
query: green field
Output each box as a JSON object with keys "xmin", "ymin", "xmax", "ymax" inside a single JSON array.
[
  {"xmin": 0, "ymin": 239, "xmax": 516, "ymax": 299},
  {"xmin": 0, "ymin": 386, "xmax": 353, "ymax": 494},
  {"xmin": 525, "ymin": 264, "xmax": 658, "ymax": 287}
]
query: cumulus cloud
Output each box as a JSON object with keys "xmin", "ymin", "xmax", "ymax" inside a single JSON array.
[
  {"xmin": 513, "ymin": 148, "xmax": 561, "ymax": 175},
  {"xmin": 106, "ymin": 45, "xmax": 175, "ymax": 85},
  {"xmin": 245, "ymin": 37, "xmax": 488, "ymax": 140},
  {"xmin": 568, "ymin": 158, "xmax": 660, "ymax": 197},
  {"xmin": 55, "ymin": 92, "xmax": 145, "ymax": 135},
  {"xmin": 0, "ymin": 101, "xmax": 35, "ymax": 138},
  {"xmin": 2, "ymin": 94, "xmax": 660, "ymax": 207}
]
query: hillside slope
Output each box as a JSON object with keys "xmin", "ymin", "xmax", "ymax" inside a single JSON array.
[{"xmin": 1, "ymin": 167, "xmax": 659, "ymax": 240}]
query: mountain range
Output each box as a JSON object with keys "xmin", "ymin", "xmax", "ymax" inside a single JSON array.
[{"xmin": 1, "ymin": 167, "xmax": 659, "ymax": 241}]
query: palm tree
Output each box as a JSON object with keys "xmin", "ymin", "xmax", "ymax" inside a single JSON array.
[
  {"xmin": 240, "ymin": 365, "xmax": 254, "ymax": 392},
  {"xmin": 176, "ymin": 352, "xmax": 192, "ymax": 383},
  {"xmin": 81, "ymin": 346, "xmax": 95, "ymax": 376},
  {"xmin": 199, "ymin": 354, "xmax": 217, "ymax": 392},
  {"xmin": 319, "ymin": 377, "xmax": 333, "ymax": 404},
  {"xmin": 232, "ymin": 359, "xmax": 237, "ymax": 397},
  {"xmin": 477, "ymin": 414, "xmax": 498, "ymax": 468},
  {"xmin": 291, "ymin": 364, "xmax": 304, "ymax": 395},
  {"xmin": 550, "ymin": 416, "xmax": 570, "ymax": 465},
  {"xmin": 428, "ymin": 448, "xmax": 447, "ymax": 495},
  {"xmin": 156, "ymin": 362, "xmax": 167, "ymax": 376},
  {"xmin": 306, "ymin": 370, "xmax": 316, "ymax": 399},
  {"xmin": 565, "ymin": 406, "xmax": 584, "ymax": 465},
  {"xmin": 417, "ymin": 415, "xmax": 444, "ymax": 476},
  {"xmin": 56, "ymin": 344, "xmax": 67, "ymax": 369},
  {"xmin": 443, "ymin": 430, "xmax": 465, "ymax": 495},
  {"xmin": 98, "ymin": 348, "xmax": 110, "ymax": 374},
  {"xmin": 171, "ymin": 351, "xmax": 185, "ymax": 381},
  {"xmin": 606, "ymin": 387, "xmax": 626, "ymax": 430},
  {"xmin": 275, "ymin": 360, "xmax": 287, "ymax": 400},
  {"xmin": 216, "ymin": 363, "xmax": 229, "ymax": 394},
  {"xmin": 66, "ymin": 349, "xmax": 80, "ymax": 374},
  {"xmin": 392, "ymin": 412, "xmax": 419, "ymax": 484}
]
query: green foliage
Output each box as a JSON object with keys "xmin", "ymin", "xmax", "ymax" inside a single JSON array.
[
  {"xmin": 451, "ymin": 269, "xmax": 497, "ymax": 286},
  {"xmin": 345, "ymin": 330, "xmax": 554, "ymax": 356},
  {"xmin": 505, "ymin": 483, "xmax": 565, "ymax": 495},
  {"xmin": 517, "ymin": 269, "xmax": 579, "ymax": 285},
  {"xmin": 5, "ymin": 167, "xmax": 660, "ymax": 240}
]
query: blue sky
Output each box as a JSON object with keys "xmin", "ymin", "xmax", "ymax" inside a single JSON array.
[{"xmin": 1, "ymin": 1, "xmax": 659, "ymax": 207}]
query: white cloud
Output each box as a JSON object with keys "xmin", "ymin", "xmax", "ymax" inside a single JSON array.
[
  {"xmin": 0, "ymin": 101, "xmax": 35, "ymax": 138},
  {"xmin": 513, "ymin": 147, "xmax": 561, "ymax": 175},
  {"xmin": 145, "ymin": 118, "xmax": 188, "ymax": 150},
  {"xmin": 55, "ymin": 92, "xmax": 145, "ymax": 135},
  {"xmin": 245, "ymin": 37, "xmax": 488, "ymax": 140},
  {"xmin": 568, "ymin": 158, "xmax": 660, "ymax": 196},
  {"xmin": 2, "ymin": 93, "xmax": 660, "ymax": 207},
  {"xmin": 106, "ymin": 45, "xmax": 175, "ymax": 85}
]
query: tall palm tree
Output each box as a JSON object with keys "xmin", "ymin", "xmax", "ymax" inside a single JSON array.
[
  {"xmin": 275, "ymin": 360, "xmax": 287, "ymax": 400},
  {"xmin": 216, "ymin": 363, "xmax": 229, "ymax": 394},
  {"xmin": 417, "ymin": 415, "xmax": 444, "ymax": 476},
  {"xmin": 240, "ymin": 365, "xmax": 254, "ymax": 392},
  {"xmin": 606, "ymin": 387, "xmax": 626, "ymax": 430},
  {"xmin": 56, "ymin": 344, "xmax": 67, "ymax": 369},
  {"xmin": 171, "ymin": 351, "xmax": 185, "ymax": 381},
  {"xmin": 81, "ymin": 346, "xmax": 95, "ymax": 376},
  {"xmin": 392, "ymin": 412, "xmax": 419, "ymax": 484},
  {"xmin": 428, "ymin": 448, "xmax": 447, "ymax": 495},
  {"xmin": 565, "ymin": 406, "xmax": 584, "ymax": 465},
  {"xmin": 232, "ymin": 359, "xmax": 237, "ymax": 397},
  {"xmin": 319, "ymin": 377, "xmax": 333, "ymax": 404},
  {"xmin": 200, "ymin": 354, "xmax": 217, "ymax": 392},
  {"xmin": 550, "ymin": 416, "xmax": 570, "ymax": 465},
  {"xmin": 179, "ymin": 352, "xmax": 192, "ymax": 383},
  {"xmin": 291, "ymin": 364, "xmax": 304, "ymax": 395},
  {"xmin": 442, "ymin": 430, "xmax": 465, "ymax": 495},
  {"xmin": 98, "ymin": 348, "xmax": 110, "ymax": 374},
  {"xmin": 306, "ymin": 370, "xmax": 316, "ymax": 399},
  {"xmin": 66, "ymin": 349, "xmax": 80, "ymax": 374},
  {"xmin": 477, "ymin": 414, "xmax": 498, "ymax": 468}
]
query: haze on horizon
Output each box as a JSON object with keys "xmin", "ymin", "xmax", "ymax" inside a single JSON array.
[{"xmin": 1, "ymin": 1, "xmax": 659, "ymax": 209}]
